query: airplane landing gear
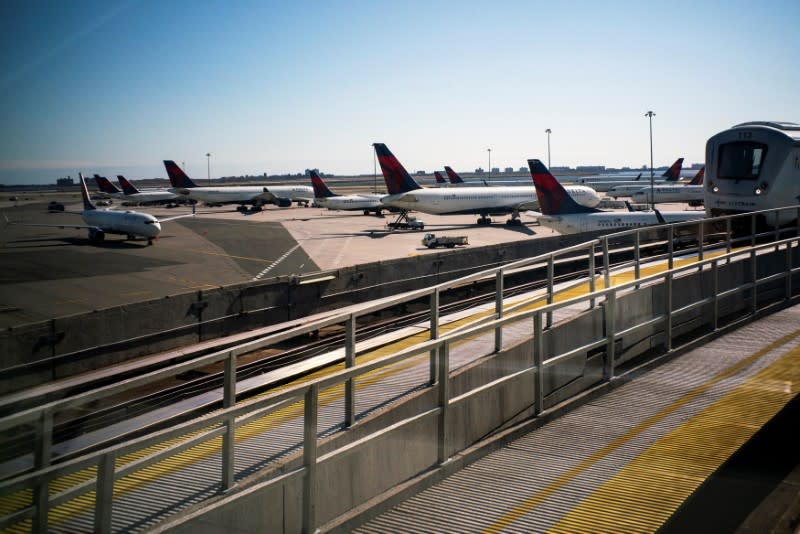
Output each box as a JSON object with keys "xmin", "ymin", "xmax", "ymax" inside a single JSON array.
[{"xmin": 477, "ymin": 216, "xmax": 492, "ymax": 225}]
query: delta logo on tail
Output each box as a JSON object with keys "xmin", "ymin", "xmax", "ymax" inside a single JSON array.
[
  {"xmin": 528, "ymin": 159, "xmax": 599, "ymax": 215},
  {"xmin": 373, "ymin": 143, "xmax": 422, "ymax": 195},
  {"xmin": 688, "ymin": 167, "xmax": 704, "ymax": 185},
  {"xmin": 117, "ymin": 175, "xmax": 140, "ymax": 195},
  {"xmin": 444, "ymin": 166, "xmax": 465, "ymax": 184},
  {"xmin": 94, "ymin": 175, "xmax": 121, "ymax": 194},
  {"xmin": 163, "ymin": 160, "xmax": 198, "ymax": 189},
  {"xmin": 310, "ymin": 170, "xmax": 336, "ymax": 198},
  {"xmin": 434, "ymin": 171, "xmax": 446, "ymax": 184},
  {"xmin": 662, "ymin": 158, "xmax": 685, "ymax": 181}
]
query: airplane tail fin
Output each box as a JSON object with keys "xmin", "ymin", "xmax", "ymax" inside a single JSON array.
[
  {"xmin": 79, "ymin": 173, "xmax": 96, "ymax": 211},
  {"xmin": 372, "ymin": 143, "xmax": 422, "ymax": 195},
  {"xmin": 634, "ymin": 172, "xmax": 642, "ymax": 181},
  {"xmin": 94, "ymin": 174, "xmax": 121, "ymax": 194},
  {"xmin": 661, "ymin": 158, "xmax": 684, "ymax": 181},
  {"xmin": 163, "ymin": 160, "xmax": 197, "ymax": 188},
  {"xmin": 117, "ymin": 175, "xmax": 140, "ymax": 195},
  {"xmin": 688, "ymin": 167, "xmax": 705, "ymax": 185},
  {"xmin": 444, "ymin": 166, "xmax": 464, "ymax": 184},
  {"xmin": 434, "ymin": 171, "xmax": 446, "ymax": 184},
  {"xmin": 528, "ymin": 159, "xmax": 598, "ymax": 215},
  {"xmin": 309, "ymin": 170, "xmax": 337, "ymax": 198}
]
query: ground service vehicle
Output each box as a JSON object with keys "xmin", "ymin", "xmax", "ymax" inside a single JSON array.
[
  {"xmin": 386, "ymin": 216, "xmax": 424, "ymax": 230},
  {"xmin": 422, "ymin": 233, "xmax": 468, "ymax": 248}
]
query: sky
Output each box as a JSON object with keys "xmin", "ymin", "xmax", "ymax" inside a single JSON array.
[{"xmin": 1, "ymin": 0, "xmax": 798, "ymax": 184}]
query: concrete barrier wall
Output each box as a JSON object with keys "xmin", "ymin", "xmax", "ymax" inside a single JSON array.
[{"xmin": 162, "ymin": 246, "xmax": 800, "ymax": 533}]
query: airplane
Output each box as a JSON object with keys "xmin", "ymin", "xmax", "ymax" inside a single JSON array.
[
  {"xmin": 164, "ymin": 160, "xmax": 314, "ymax": 212},
  {"xmin": 434, "ymin": 171, "xmax": 448, "ymax": 186},
  {"xmin": 6, "ymin": 173, "xmax": 192, "ymax": 245},
  {"xmin": 93, "ymin": 174, "xmax": 125, "ymax": 199},
  {"xmin": 630, "ymin": 167, "xmax": 705, "ymax": 205},
  {"xmin": 526, "ymin": 159, "xmax": 705, "ymax": 234},
  {"xmin": 373, "ymin": 143, "xmax": 600, "ymax": 226},
  {"xmin": 310, "ymin": 170, "xmax": 384, "ymax": 215},
  {"xmin": 444, "ymin": 166, "xmax": 527, "ymax": 187},
  {"xmin": 116, "ymin": 175, "xmax": 180, "ymax": 206},
  {"xmin": 576, "ymin": 158, "xmax": 685, "ymax": 194}
]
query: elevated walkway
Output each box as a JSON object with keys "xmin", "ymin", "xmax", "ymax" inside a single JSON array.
[{"xmin": 352, "ymin": 304, "xmax": 800, "ymax": 533}]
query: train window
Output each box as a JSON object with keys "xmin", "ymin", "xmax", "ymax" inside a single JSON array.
[{"xmin": 717, "ymin": 141, "xmax": 767, "ymax": 180}]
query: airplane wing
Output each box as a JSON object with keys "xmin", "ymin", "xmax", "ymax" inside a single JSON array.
[
  {"xmin": 515, "ymin": 200, "xmax": 540, "ymax": 211},
  {"xmin": 158, "ymin": 213, "xmax": 195, "ymax": 223},
  {"xmin": 7, "ymin": 221, "xmax": 103, "ymax": 232}
]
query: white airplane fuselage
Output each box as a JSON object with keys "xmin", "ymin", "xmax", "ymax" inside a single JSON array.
[
  {"xmin": 631, "ymin": 186, "xmax": 704, "ymax": 204},
  {"xmin": 381, "ymin": 185, "xmax": 599, "ymax": 215},
  {"xmin": 169, "ymin": 185, "xmax": 314, "ymax": 205},
  {"xmin": 122, "ymin": 191, "xmax": 178, "ymax": 204},
  {"xmin": 534, "ymin": 210, "xmax": 705, "ymax": 235},
  {"xmin": 83, "ymin": 209, "xmax": 161, "ymax": 238},
  {"xmin": 316, "ymin": 193, "xmax": 384, "ymax": 211}
]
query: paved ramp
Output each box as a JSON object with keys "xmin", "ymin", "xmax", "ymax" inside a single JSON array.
[{"xmin": 355, "ymin": 305, "xmax": 800, "ymax": 533}]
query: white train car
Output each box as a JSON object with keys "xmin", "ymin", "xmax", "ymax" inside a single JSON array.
[{"xmin": 705, "ymin": 121, "xmax": 800, "ymax": 228}]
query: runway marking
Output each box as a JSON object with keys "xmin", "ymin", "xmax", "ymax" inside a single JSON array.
[
  {"xmin": 166, "ymin": 246, "xmax": 274, "ymax": 264},
  {"xmin": 252, "ymin": 244, "xmax": 301, "ymax": 281}
]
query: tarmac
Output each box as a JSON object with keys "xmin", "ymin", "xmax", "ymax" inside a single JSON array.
[{"xmin": 0, "ymin": 193, "xmax": 558, "ymax": 328}]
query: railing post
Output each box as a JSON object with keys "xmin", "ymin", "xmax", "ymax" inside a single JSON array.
[
  {"xmin": 751, "ymin": 213, "xmax": 757, "ymax": 247},
  {"xmin": 786, "ymin": 241, "xmax": 793, "ymax": 301},
  {"xmin": 33, "ymin": 408, "xmax": 53, "ymax": 534},
  {"xmin": 589, "ymin": 243, "xmax": 596, "ymax": 308},
  {"xmin": 604, "ymin": 291, "xmax": 616, "ymax": 380},
  {"xmin": 726, "ymin": 217, "xmax": 732, "ymax": 260},
  {"xmin": 751, "ymin": 248, "xmax": 758, "ymax": 314},
  {"xmin": 698, "ymin": 220, "xmax": 704, "ymax": 266},
  {"xmin": 668, "ymin": 225, "xmax": 674, "ymax": 270},
  {"xmin": 495, "ymin": 270, "xmax": 503, "ymax": 352},
  {"xmin": 94, "ymin": 451, "xmax": 116, "ymax": 534},
  {"xmin": 429, "ymin": 289, "xmax": 439, "ymax": 385},
  {"xmin": 602, "ymin": 237, "xmax": 610, "ymax": 290},
  {"xmin": 344, "ymin": 314, "xmax": 356, "ymax": 427},
  {"xmin": 634, "ymin": 231, "xmax": 641, "ymax": 288},
  {"xmin": 533, "ymin": 313, "xmax": 544, "ymax": 415},
  {"xmin": 712, "ymin": 259, "xmax": 719, "ymax": 331},
  {"xmin": 546, "ymin": 257, "xmax": 554, "ymax": 328},
  {"xmin": 665, "ymin": 272, "xmax": 673, "ymax": 352},
  {"xmin": 222, "ymin": 352, "xmax": 236, "ymax": 490},
  {"xmin": 437, "ymin": 342, "xmax": 450, "ymax": 464},
  {"xmin": 303, "ymin": 384, "xmax": 319, "ymax": 534}
]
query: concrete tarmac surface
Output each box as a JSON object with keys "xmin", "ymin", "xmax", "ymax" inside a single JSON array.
[{"xmin": 0, "ymin": 197, "xmax": 555, "ymax": 327}]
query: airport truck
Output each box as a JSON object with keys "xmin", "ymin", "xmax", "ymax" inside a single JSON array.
[
  {"xmin": 387, "ymin": 216, "xmax": 424, "ymax": 230},
  {"xmin": 422, "ymin": 233, "xmax": 468, "ymax": 248}
]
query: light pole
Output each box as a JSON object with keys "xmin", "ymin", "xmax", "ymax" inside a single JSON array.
[
  {"xmin": 487, "ymin": 148, "xmax": 491, "ymax": 180},
  {"xmin": 545, "ymin": 129, "xmax": 552, "ymax": 169},
  {"xmin": 644, "ymin": 111, "xmax": 655, "ymax": 211},
  {"xmin": 206, "ymin": 153, "xmax": 211, "ymax": 185}
]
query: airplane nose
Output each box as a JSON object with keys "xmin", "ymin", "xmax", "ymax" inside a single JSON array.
[{"xmin": 150, "ymin": 222, "xmax": 162, "ymax": 236}]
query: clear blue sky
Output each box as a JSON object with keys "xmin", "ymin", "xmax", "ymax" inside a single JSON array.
[{"xmin": 1, "ymin": 0, "xmax": 798, "ymax": 184}]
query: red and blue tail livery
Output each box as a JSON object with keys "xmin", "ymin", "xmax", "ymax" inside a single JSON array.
[
  {"xmin": 163, "ymin": 160, "xmax": 198, "ymax": 189},
  {"xmin": 94, "ymin": 174, "xmax": 121, "ymax": 194},
  {"xmin": 528, "ymin": 159, "xmax": 599, "ymax": 215},
  {"xmin": 662, "ymin": 158, "xmax": 684, "ymax": 181},
  {"xmin": 444, "ymin": 166, "xmax": 464, "ymax": 184},
  {"xmin": 117, "ymin": 175, "xmax": 140, "ymax": 195},
  {"xmin": 434, "ymin": 171, "xmax": 446, "ymax": 184},
  {"xmin": 688, "ymin": 167, "xmax": 704, "ymax": 185},
  {"xmin": 79, "ymin": 173, "xmax": 97, "ymax": 211},
  {"xmin": 310, "ymin": 170, "xmax": 337, "ymax": 198},
  {"xmin": 373, "ymin": 143, "xmax": 422, "ymax": 195}
]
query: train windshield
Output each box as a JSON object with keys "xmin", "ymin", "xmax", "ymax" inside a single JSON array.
[{"xmin": 717, "ymin": 141, "xmax": 767, "ymax": 180}]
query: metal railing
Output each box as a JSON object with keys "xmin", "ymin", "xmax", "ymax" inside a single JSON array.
[{"xmin": 1, "ymin": 205, "xmax": 800, "ymax": 533}]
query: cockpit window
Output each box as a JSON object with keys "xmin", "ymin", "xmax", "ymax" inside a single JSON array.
[{"xmin": 717, "ymin": 141, "xmax": 767, "ymax": 180}]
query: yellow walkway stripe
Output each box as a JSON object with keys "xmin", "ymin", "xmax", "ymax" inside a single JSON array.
[
  {"xmin": 482, "ymin": 328, "xmax": 800, "ymax": 533},
  {"xmin": 548, "ymin": 344, "xmax": 800, "ymax": 534}
]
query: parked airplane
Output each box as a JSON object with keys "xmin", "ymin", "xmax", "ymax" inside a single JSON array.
[
  {"xmin": 310, "ymin": 170, "xmax": 384, "ymax": 215},
  {"xmin": 526, "ymin": 159, "xmax": 704, "ymax": 234},
  {"xmin": 164, "ymin": 160, "xmax": 314, "ymax": 212},
  {"xmin": 116, "ymin": 175, "xmax": 179, "ymax": 206},
  {"xmin": 577, "ymin": 159, "xmax": 685, "ymax": 194},
  {"xmin": 93, "ymin": 174, "xmax": 125, "ymax": 199},
  {"xmin": 444, "ymin": 166, "xmax": 525, "ymax": 187},
  {"xmin": 434, "ymin": 171, "xmax": 448, "ymax": 186},
  {"xmin": 630, "ymin": 167, "xmax": 705, "ymax": 205},
  {"xmin": 7, "ymin": 174, "xmax": 191, "ymax": 244},
  {"xmin": 373, "ymin": 143, "xmax": 600, "ymax": 226}
]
